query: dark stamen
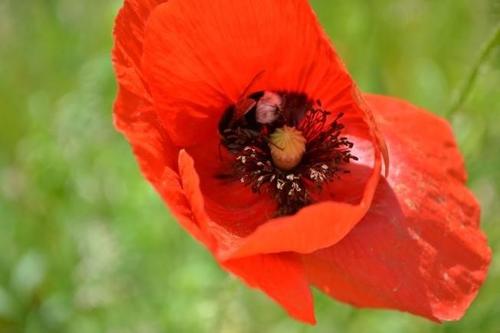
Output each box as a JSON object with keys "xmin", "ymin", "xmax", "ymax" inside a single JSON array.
[{"xmin": 218, "ymin": 91, "xmax": 357, "ymax": 216}]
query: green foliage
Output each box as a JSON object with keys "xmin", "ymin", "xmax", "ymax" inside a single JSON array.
[{"xmin": 0, "ymin": 0, "xmax": 498, "ymax": 332}]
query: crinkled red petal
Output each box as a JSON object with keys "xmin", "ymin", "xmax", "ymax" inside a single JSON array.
[{"xmin": 302, "ymin": 94, "xmax": 491, "ymax": 321}]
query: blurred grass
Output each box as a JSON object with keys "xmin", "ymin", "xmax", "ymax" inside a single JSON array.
[{"xmin": 0, "ymin": 0, "xmax": 499, "ymax": 332}]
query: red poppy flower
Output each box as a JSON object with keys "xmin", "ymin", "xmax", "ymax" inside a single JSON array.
[{"xmin": 112, "ymin": 0, "xmax": 491, "ymax": 324}]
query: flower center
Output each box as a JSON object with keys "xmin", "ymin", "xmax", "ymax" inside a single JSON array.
[{"xmin": 218, "ymin": 91, "xmax": 357, "ymax": 216}]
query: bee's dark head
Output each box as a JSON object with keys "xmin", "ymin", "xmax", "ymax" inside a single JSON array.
[{"xmin": 218, "ymin": 91, "xmax": 267, "ymax": 135}]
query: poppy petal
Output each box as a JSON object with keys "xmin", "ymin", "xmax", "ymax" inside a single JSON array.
[
  {"xmin": 141, "ymin": 0, "xmax": 378, "ymax": 147},
  {"xmin": 113, "ymin": 0, "xmax": 217, "ymax": 247},
  {"xmin": 223, "ymin": 253, "xmax": 316, "ymax": 324},
  {"xmin": 218, "ymin": 154, "xmax": 382, "ymax": 259},
  {"xmin": 114, "ymin": 87, "xmax": 216, "ymax": 248},
  {"xmin": 178, "ymin": 150, "xmax": 315, "ymax": 323},
  {"xmin": 302, "ymin": 94, "xmax": 491, "ymax": 321},
  {"xmin": 113, "ymin": 0, "xmax": 166, "ymax": 96}
]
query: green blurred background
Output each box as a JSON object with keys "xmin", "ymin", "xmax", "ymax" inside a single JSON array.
[{"xmin": 0, "ymin": 0, "xmax": 499, "ymax": 332}]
